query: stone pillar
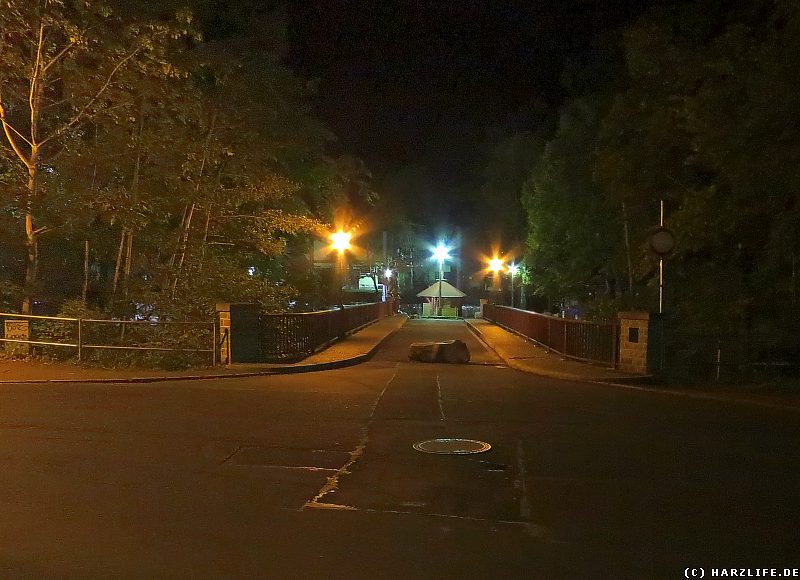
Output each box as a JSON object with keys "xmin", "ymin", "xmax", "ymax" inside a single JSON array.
[
  {"xmin": 4, "ymin": 319, "xmax": 30, "ymax": 356},
  {"xmin": 216, "ymin": 303, "xmax": 261, "ymax": 364},
  {"xmin": 216, "ymin": 304, "xmax": 231, "ymax": 365},
  {"xmin": 617, "ymin": 311, "xmax": 651, "ymax": 374}
]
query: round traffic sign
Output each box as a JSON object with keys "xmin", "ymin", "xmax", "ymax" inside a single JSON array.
[{"xmin": 650, "ymin": 227, "xmax": 675, "ymax": 256}]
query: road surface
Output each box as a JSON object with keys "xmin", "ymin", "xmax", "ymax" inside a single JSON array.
[{"xmin": 0, "ymin": 319, "xmax": 797, "ymax": 578}]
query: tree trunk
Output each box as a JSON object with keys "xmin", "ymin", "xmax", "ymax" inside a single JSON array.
[
  {"xmin": 171, "ymin": 203, "xmax": 195, "ymax": 297},
  {"xmin": 111, "ymin": 229, "xmax": 127, "ymax": 301},
  {"xmin": 22, "ymin": 212, "xmax": 39, "ymax": 314},
  {"xmin": 621, "ymin": 202, "xmax": 634, "ymax": 303},
  {"xmin": 198, "ymin": 203, "xmax": 213, "ymax": 273},
  {"xmin": 119, "ymin": 99, "xmax": 144, "ymax": 302},
  {"xmin": 122, "ymin": 230, "xmax": 133, "ymax": 299},
  {"xmin": 22, "ymin": 145, "xmax": 40, "ymax": 314},
  {"xmin": 170, "ymin": 113, "xmax": 216, "ymax": 297},
  {"xmin": 82, "ymin": 239, "xmax": 90, "ymax": 304}
]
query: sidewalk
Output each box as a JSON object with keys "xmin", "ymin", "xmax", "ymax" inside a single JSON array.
[
  {"xmin": 465, "ymin": 318, "xmax": 640, "ymax": 383},
  {"xmin": 466, "ymin": 318, "xmax": 800, "ymax": 411},
  {"xmin": 0, "ymin": 315, "xmax": 408, "ymax": 384}
]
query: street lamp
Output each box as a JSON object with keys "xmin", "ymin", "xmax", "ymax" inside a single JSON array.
[
  {"xmin": 330, "ymin": 230, "xmax": 352, "ymax": 304},
  {"xmin": 508, "ymin": 263, "xmax": 519, "ymax": 308},
  {"xmin": 330, "ymin": 231, "xmax": 352, "ymax": 254},
  {"xmin": 431, "ymin": 243, "xmax": 451, "ymax": 316},
  {"xmin": 488, "ymin": 257, "xmax": 504, "ymax": 304}
]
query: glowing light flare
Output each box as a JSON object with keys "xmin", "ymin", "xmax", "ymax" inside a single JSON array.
[
  {"xmin": 430, "ymin": 244, "xmax": 451, "ymax": 263},
  {"xmin": 384, "ymin": 268, "xmax": 393, "ymax": 279},
  {"xmin": 488, "ymin": 257, "xmax": 505, "ymax": 273},
  {"xmin": 330, "ymin": 231, "xmax": 352, "ymax": 253},
  {"xmin": 508, "ymin": 263, "xmax": 519, "ymax": 276}
]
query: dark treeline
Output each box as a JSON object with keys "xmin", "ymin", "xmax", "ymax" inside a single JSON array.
[
  {"xmin": 481, "ymin": 2, "xmax": 799, "ymax": 337},
  {"xmin": 471, "ymin": 0, "xmax": 800, "ymax": 379},
  {"xmin": 0, "ymin": 1, "xmax": 373, "ymax": 320}
]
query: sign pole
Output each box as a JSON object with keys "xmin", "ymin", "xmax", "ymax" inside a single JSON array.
[
  {"xmin": 659, "ymin": 199, "xmax": 664, "ymax": 314},
  {"xmin": 437, "ymin": 259, "xmax": 443, "ymax": 316}
]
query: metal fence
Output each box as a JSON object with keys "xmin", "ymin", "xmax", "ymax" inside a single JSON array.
[
  {"xmin": 259, "ymin": 300, "xmax": 396, "ymax": 362},
  {"xmin": 483, "ymin": 304, "xmax": 619, "ymax": 367},
  {"xmin": 658, "ymin": 328, "xmax": 800, "ymax": 384},
  {"xmin": 0, "ymin": 312, "xmax": 216, "ymax": 366}
]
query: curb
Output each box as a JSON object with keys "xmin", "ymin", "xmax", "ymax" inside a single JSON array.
[
  {"xmin": 464, "ymin": 319, "xmax": 603, "ymax": 382},
  {"xmin": 0, "ymin": 316, "xmax": 408, "ymax": 385}
]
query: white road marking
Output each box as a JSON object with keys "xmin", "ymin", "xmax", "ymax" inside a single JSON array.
[
  {"xmin": 228, "ymin": 464, "xmax": 339, "ymax": 473},
  {"xmin": 303, "ymin": 364, "xmax": 399, "ymax": 509},
  {"xmin": 590, "ymin": 379, "xmax": 800, "ymax": 412},
  {"xmin": 436, "ymin": 373, "xmax": 446, "ymax": 421},
  {"xmin": 296, "ymin": 504, "xmax": 553, "ymax": 538}
]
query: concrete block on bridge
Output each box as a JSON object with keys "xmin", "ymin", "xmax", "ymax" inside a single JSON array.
[{"xmin": 408, "ymin": 340, "xmax": 470, "ymax": 364}]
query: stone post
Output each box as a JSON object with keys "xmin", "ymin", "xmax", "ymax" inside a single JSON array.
[
  {"xmin": 216, "ymin": 303, "xmax": 261, "ymax": 364},
  {"xmin": 617, "ymin": 311, "xmax": 651, "ymax": 374},
  {"xmin": 3, "ymin": 319, "xmax": 30, "ymax": 356},
  {"xmin": 216, "ymin": 304, "xmax": 231, "ymax": 365}
]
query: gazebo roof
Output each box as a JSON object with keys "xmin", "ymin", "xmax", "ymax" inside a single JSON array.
[{"xmin": 416, "ymin": 280, "xmax": 466, "ymax": 298}]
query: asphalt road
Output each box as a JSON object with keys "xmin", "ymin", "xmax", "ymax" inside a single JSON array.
[{"xmin": 1, "ymin": 319, "xmax": 798, "ymax": 579}]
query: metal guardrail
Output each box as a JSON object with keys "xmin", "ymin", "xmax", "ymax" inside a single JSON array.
[
  {"xmin": 483, "ymin": 304, "xmax": 619, "ymax": 367},
  {"xmin": 659, "ymin": 330, "xmax": 800, "ymax": 383},
  {"xmin": 259, "ymin": 300, "xmax": 396, "ymax": 362},
  {"xmin": 0, "ymin": 312, "xmax": 215, "ymax": 366}
]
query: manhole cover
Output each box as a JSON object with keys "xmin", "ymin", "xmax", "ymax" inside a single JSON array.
[{"xmin": 413, "ymin": 438, "xmax": 491, "ymax": 454}]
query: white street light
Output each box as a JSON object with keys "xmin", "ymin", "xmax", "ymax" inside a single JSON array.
[{"xmin": 431, "ymin": 243, "xmax": 451, "ymax": 316}]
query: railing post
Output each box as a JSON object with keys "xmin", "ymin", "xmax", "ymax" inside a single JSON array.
[
  {"xmin": 77, "ymin": 318, "xmax": 83, "ymax": 362},
  {"xmin": 210, "ymin": 322, "xmax": 216, "ymax": 366},
  {"xmin": 612, "ymin": 323, "xmax": 619, "ymax": 368}
]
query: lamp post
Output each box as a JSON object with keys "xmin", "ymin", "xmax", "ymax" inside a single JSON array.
[
  {"xmin": 383, "ymin": 267, "xmax": 393, "ymax": 302},
  {"xmin": 330, "ymin": 230, "xmax": 352, "ymax": 304},
  {"xmin": 488, "ymin": 257, "xmax": 504, "ymax": 304},
  {"xmin": 431, "ymin": 243, "xmax": 451, "ymax": 316},
  {"xmin": 508, "ymin": 263, "xmax": 519, "ymax": 308}
]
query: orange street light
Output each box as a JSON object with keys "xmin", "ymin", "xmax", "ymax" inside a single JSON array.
[
  {"xmin": 330, "ymin": 230, "xmax": 352, "ymax": 305},
  {"xmin": 488, "ymin": 256, "xmax": 504, "ymax": 303},
  {"xmin": 488, "ymin": 257, "xmax": 505, "ymax": 273},
  {"xmin": 330, "ymin": 230, "xmax": 352, "ymax": 253}
]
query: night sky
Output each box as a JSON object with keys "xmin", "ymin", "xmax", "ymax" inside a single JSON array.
[{"xmin": 286, "ymin": 1, "xmax": 666, "ymax": 230}]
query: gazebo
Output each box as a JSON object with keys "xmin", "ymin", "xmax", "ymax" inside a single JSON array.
[{"xmin": 417, "ymin": 280, "xmax": 466, "ymax": 317}]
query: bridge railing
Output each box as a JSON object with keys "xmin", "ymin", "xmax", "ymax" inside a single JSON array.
[
  {"xmin": 0, "ymin": 312, "xmax": 215, "ymax": 366},
  {"xmin": 483, "ymin": 304, "xmax": 619, "ymax": 367},
  {"xmin": 259, "ymin": 300, "xmax": 396, "ymax": 362}
]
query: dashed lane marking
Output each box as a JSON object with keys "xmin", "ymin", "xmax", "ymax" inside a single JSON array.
[{"xmin": 436, "ymin": 373, "xmax": 446, "ymax": 421}]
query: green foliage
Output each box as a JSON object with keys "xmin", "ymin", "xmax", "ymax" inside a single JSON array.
[
  {"xmin": 523, "ymin": 98, "xmax": 622, "ymax": 303},
  {"xmin": 515, "ymin": 1, "xmax": 800, "ymax": 366},
  {"xmin": 0, "ymin": 2, "xmax": 375, "ymax": 367}
]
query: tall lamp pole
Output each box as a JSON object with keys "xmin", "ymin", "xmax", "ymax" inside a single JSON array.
[
  {"xmin": 330, "ymin": 230, "xmax": 352, "ymax": 305},
  {"xmin": 431, "ymin": 243, "xmax": 450, "ymax": 317},
  {"xmin": 489, "ymin": 257, "xmax": 504, "ymax": 304}
]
